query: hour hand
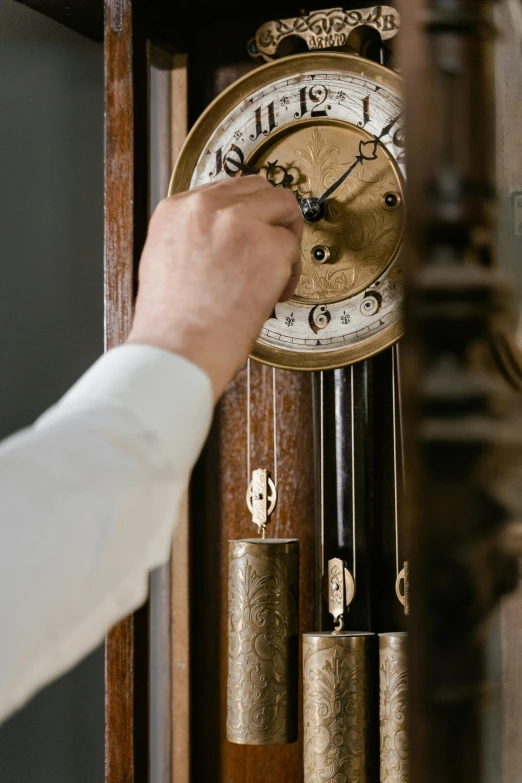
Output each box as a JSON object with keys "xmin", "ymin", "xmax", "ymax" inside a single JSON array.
[{"xmin": 238, "ymin": 159, "xmax": 294, "ymax": 188}]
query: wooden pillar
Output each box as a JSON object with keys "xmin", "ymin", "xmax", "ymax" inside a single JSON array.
[
  {"xmin": 398, "ymin": 0, "xmax": 520, "ymax": 781},
  {"xmin": 104, "ymin": 1, "xmax": 150, "ymax": 780}
]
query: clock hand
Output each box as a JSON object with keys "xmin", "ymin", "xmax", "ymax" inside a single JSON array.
[
  {"xmin": 316, "ymin": 139, "xmax": 378, "ymax": 205},
  {"xmin": 237, "ymin": 159, "xmax": 295, "ymax": 189},
  {"xmin": 299, "ymin": 111, "xmax": 404, "ymax": 223}
]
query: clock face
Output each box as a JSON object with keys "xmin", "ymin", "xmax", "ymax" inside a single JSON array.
[{"xmin": 170, "ymin": 53, "xmax": 405, "ymax": 370}]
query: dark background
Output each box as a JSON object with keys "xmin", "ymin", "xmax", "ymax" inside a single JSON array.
[{"xmin": 0, "ymin": 1, "xmax": 104, "ymax": 780}]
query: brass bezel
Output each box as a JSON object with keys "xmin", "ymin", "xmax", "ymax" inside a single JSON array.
[{"xmin": 169, "ymin": 52, "xmax": 405, "ymax": 371}]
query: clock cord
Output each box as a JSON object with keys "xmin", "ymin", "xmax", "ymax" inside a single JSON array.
[
  {"xmin": 246, "ymin": 358, "xmax": 251, "ymax": 485},
  {"xmin": 393, "ymin": 343, "xmax": 410, "ymax": 614},
  {"xmin": 392, "ymin": 344, "xmax": 400, "ymax": 578},
  {"xmin": 272, "ymin": 367, "xmax": 280, "ymax": 536},
  {"xmin": 245, "ymin": 358, "xmax": 279, "ymax": 536},
  {"xmin": 319, "ymin": 370, "xmax": 324, "ymax": 568},
  {"xmin": 351, "ymin": 366, "xmax": 357, "ymax": 582},
  {"xmin": 396, "ymin": 344, "xmax": 406, "ymax": 491}
]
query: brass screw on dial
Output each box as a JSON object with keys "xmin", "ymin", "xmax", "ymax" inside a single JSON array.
[
  {"xmin": 311, "ymin": 245, "xmax": 330, "ymax": 264},
  {"xmin": 383, "ymin": 191, "xmax": 401, "ymax": 210}
]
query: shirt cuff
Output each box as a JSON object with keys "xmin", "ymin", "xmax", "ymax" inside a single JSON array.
[{"xmin": 42, "ymin": 344, "xmax": 214, "ymax": 471}]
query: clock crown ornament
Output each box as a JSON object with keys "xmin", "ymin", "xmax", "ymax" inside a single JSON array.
[{"xmin": 248, "ymin": 6, "xmax": 401, "ymax": 62}]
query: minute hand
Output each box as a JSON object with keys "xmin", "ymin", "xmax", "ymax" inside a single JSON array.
[{"xmin": 316, "ymin": 111, "xmax": 404, "ymax": 205}]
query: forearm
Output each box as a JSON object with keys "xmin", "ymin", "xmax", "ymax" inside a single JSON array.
[{"xmin": 0, "ymin": 345, "xmax": 212, "ymax": 722}]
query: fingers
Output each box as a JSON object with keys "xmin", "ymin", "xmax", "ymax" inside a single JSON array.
[
  {"xmin": 163, "ymin": 176, "xmax": 304, "ymax": 303},
  {"xmin": 260, "ymin": 224, "xmax": 302, "ymax": 303},
  {"xmin": 278, "ymin": 255, "xmax": 302, "ymax": 302},
  {"xmin": 170, "ymin": 173, "xmax": 269, "ymax": 202},
  {"xmin": 169, "ymin": 176, "xmax": 303, "ymax": 238},
  {"xmin": 240, "ymin": 186, "xmax": 303, "ymax": 238}
]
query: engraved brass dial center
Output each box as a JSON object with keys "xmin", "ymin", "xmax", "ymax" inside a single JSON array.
[{"xmin": 251, "ymin": 120, "xmax": 404, "ymax": 305}]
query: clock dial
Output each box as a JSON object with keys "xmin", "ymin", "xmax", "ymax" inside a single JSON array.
[{"xmin": 170, "ymin": 53, "xmax": 405, "ymax": 370}]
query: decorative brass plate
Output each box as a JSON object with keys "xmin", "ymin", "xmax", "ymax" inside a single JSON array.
[
  {"xmin": 170, "ymin": 53, "xmax": 405, "ymax": 371},
  {"xmin": 250, "ymin": 6, "xmax": 400, "ymax": 62}
]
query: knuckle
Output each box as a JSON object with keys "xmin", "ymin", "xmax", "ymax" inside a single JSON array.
[
  {"xmin": 218, "ymin": 203, "xmax": 250, "ymax": 235},
  {"xmin": 189, "ymin": 189, "xmax": 210, "ymax": 212}
]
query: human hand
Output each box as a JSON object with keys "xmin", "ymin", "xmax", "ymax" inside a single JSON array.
[{"xmin": 127, "ymin": 176, "xmax": 303, "ymax": 399}]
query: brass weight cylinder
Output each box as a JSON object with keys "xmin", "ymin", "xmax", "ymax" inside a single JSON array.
[
  {"xmin": 379, "ymin": 632, "xmax": 409, "ymax": 783},
  {"xmin": 227, "ymin": 538, "xmax": 299, "ymax": 745},
  {"xmin": 303, "ymin": 632, "xmax": 376, "ymax": 783}
]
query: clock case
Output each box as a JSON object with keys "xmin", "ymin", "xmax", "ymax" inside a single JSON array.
[
  {"xmin": 103, "ymin": 3, "xmax": 522, "ymax": 782},
  {"xmin": 17, "ymin": 0, "xmax": 522, "ymax": 781},
  {"xmin": 111, "ymin": 6, "xmax": 408, "ymax": 782}
]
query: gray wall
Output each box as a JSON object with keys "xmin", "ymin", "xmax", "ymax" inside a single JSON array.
[{"xmin": 0, "ymin": 2, "xmax": 104, "ymax": 780}]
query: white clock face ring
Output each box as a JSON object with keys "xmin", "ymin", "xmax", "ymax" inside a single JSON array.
[{"xmin": 170, "ymin": 53, "xmax": 405, "ymax": 371}]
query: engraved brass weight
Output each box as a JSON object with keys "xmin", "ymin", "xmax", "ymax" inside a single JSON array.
[
  {"xmin": 303, "ymin": 632, "xmax": 376, "ymax": 783},
  {"xmin": 379, "ymin": 633, "xmax": 409, "ymax": 783},
  {"xmin": 227, "ymin": 539, "xmax": 299, "ymax": 745}
]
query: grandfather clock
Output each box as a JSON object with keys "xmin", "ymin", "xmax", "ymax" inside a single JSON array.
[
  {"xmin": 15, "ymin": 0, "xmax": 522, "ymax": 780},
  {"xmin": 103, "ymin": 1, "xmax": 522, "ymax": 782}
]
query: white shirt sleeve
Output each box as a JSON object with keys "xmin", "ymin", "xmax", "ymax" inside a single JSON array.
[{"xmin": 0, "ymin": 344, "xmax": 213, "ymax": 723}]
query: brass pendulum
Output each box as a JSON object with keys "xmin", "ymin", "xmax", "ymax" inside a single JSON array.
[
  {"xmin": 303, "ymin": 558, "xmax": 376, "ymax": 783},
  {"xmin": 227, "ymin": 468, "xmax": 299, "ymax": 745}
]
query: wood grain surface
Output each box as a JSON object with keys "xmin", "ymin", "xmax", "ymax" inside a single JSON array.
[{"xmin": 104, "ymin": 1, "xmax": 150, "ymax": 780}]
